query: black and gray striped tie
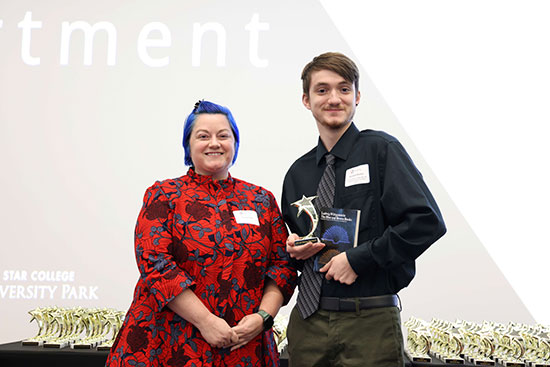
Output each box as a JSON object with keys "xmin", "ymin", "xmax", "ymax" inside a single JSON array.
[{"xmin": 296, "ymin": 153, "xmax": 336, "ymax": 319}]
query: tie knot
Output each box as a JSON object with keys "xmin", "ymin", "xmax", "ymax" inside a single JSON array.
[{"xmin": 325, "ymin": 154, "xmax": 335, "ymax": 166}]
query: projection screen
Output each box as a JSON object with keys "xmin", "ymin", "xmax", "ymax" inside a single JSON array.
[{"xmin": 1, "ymin": 0, "xmax": 548, "ymax": 344}]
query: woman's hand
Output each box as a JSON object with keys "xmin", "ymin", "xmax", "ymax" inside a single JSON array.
[
  {"xmin": 229, "ymin": 313, "xmax": 264, "ymax": 351},
  {"xmin": 228, "ymin": 279, "xmax": 283, "ymax": 350},
  {"xmin": 195, "ymin": 313, "xmax": 239, "ymax": 349},
  {"xmin": 168, "ymin": 289, "xmax": 239, "ymax": 349}
]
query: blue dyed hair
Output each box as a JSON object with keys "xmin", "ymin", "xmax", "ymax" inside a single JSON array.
[{"xmin": 182, "ymin": 100, "xmax": 240, "ymax": 166}]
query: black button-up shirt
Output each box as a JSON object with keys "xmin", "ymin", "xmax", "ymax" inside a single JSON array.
[{"xmin": 282, "ymin": 123, "xmax": 446, "ymax": 298}]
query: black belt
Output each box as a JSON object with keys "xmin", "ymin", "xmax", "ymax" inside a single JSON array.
[{"xmin": 319, "ymin": 295, "xmax": 399, "ymax": 312}]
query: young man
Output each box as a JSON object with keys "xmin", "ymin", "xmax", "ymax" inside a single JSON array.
[{"xmin": 281, "ymin": 52, "xmax": 446, "ymax": 367}]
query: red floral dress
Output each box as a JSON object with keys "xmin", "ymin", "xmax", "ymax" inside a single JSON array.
[{"xmin": 105, "ymin": 169, "xmax": 297, "ymax": 367}]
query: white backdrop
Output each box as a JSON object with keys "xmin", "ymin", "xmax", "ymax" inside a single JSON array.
[
  {"xmin": 1, "ymin": 0, "xmax": 547, "ymax": 344},
  {"xmin": 322, "ymin": 0, "xmax": 550, "ymax": 324}
]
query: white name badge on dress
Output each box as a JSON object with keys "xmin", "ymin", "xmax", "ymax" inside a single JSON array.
[
  {"xmin": 345, "ymin": 164, "xmax": 370, "ymax": 187},
  {"xmin": 233, "ymin": 210, "xmax": 260, "ymax": 226}
]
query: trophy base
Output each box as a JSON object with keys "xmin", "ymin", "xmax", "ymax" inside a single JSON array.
[
  {"xmin": 527, "ymin": 362, "xmax": 550, "ymax": 367},
  {"xmin": 43, "ymin": 341, "xmax": 69, "ymax": 349},
  {"xmin": 405, "ymin": 350, "xmax": 431, "ymax": 363},
  {"xmin": 72, "ymin": 343, "xmax": 94, "ymax": 349},
  {"xmin": 295, "ymin": 237, "xmax": 319, "ymax": 246},
  {"xmin": 469, "ymin": 357, "xmax": 495, "ymax": 366},
  {"xmin": 97, "ymin": 344, "xmax": 113, "ymax": 351},
  {"xmin": 443, "ymin": 356, "xmax": 465, "ymax": 365},
  {"xmin": 495, "ymin": 359, "xmax": 525, "ymax": 367},
  {"xmin": 432, "ymin": 352, "xmax": 465, "ymax": 365},
  {"xmin": 21, "ymin": 340, "xmax": 43, "ymax": 346}
]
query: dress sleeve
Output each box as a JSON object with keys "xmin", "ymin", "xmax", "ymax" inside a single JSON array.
[
  {"xmin": 134, "ymin": 182, "xmax": 195, "ymax": 312},
  {"xmin": 346, "ymin": 140, "xmax": 447, "ymax": 275},
  {"xmin": 264, "ymin": 192, "xmax": 298, "ymax": 305}
]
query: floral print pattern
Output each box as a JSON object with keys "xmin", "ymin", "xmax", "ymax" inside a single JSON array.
[{"xmin": 105, "ymin": 169, "xmax": 297, "ymax": 367}]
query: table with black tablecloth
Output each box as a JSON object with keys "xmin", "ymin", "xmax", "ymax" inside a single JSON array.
[{"xmin": 1, "ymin": 340, "xmax": 483, "ymax": 366}]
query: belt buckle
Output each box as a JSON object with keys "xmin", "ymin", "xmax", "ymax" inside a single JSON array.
[
  {"xmin": 341, "ymin": 298, "xmax": 361, "ymax": 313},
  {"xmin": 354, "ymin": 298, "xmax": 361, "ymax": 313}
]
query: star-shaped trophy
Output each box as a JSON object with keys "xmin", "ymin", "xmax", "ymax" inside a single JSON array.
[{"xmin": 291, "ymin": 195, "xmax": 320, "ymax": 246}]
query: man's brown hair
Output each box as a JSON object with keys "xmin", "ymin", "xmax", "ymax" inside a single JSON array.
[{"xmin": 301, "ymin": 52, "xmax": 360, "ymax": 95}]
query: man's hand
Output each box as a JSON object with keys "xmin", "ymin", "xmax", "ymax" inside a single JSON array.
[
  {"xmin": 319, "ymin": 252, "xmax": 358, "ymax": 285},
  {"xmin": 286, "ymin": 233, "xmax": 325, "ymax": 260},
  {"xmin": 229, "ymin": 313, "xmax": 264, "ymax": 351}
]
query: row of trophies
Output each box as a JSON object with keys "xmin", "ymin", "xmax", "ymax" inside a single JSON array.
[
  {"xmin": 22, "ymin": 306, "xmax": 125, "ymax": 350},
  {"xmin": 405, "ymin": 317, "xmax": 550, "ymax": 367},
  {"xmin": 21, "ymin": 306, "xmax": 290, "ymax": 353}
]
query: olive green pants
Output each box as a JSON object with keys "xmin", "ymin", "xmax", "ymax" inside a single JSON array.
[{"xmin": 287, "ymin": 305, "xmax": 404, "ymax": 367}]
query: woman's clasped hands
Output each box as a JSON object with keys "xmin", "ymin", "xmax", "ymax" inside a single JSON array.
[{"xmin": 196, "ymin": 312, "xmax": 264, "ymax": 350}]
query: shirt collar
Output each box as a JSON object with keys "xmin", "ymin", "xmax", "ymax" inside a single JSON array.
[
  {"xmin": 315, "ymin": 122, "xmax": 360, "ymax": 165},
  {"xmin": 187, "ymin": 167, "xmax": 235, "ymax": 191}
]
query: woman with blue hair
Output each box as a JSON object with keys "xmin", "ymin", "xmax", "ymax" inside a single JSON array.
[{"xmin": 106, "ymin": 100, "xmax": 297, "ymax": 367}]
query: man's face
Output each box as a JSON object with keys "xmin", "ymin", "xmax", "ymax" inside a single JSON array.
[{"xmin": 303, "ymin": 69, "xmax": 361, "ymax": 131}]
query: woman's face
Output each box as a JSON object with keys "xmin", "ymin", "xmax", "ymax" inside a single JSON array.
[{"xmin": 189, "ymin": 113, "xmax": 235, "ymax": 180}]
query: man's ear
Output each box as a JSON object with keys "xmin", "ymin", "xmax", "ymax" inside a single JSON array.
[
  {"xmin": 302, "ymin": 93, "xmax": 311, "ymax": 110},
  {"xmin": 355, "ymin": 90, "xmax": 361, "ymax": 106}
]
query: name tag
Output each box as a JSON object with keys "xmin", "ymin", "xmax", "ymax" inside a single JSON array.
[
  {"xmin": 233, "ymin": 210, "xmax": 260, "ymax": 226},
  {"xmin": 345, "ymin": 164, "xmax": 370, "ymax": 187}
]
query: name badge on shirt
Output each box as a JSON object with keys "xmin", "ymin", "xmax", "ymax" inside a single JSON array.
[
  {"xmin": 233, "ymin": 210, "xmax": 260, "ymax": 226},
  {"xmin": 345, "ymin": 164, "xmax": 370, "ymax": 187}
]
